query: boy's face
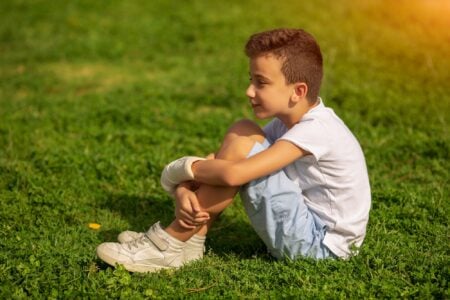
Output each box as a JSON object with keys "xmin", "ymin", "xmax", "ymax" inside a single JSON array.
[{"xmin": 246, "ymin": 54, "xmax": 295, "ymax": 120}]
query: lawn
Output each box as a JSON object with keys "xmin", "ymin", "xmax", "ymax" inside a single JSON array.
[{"xmin": 0, "ymin": 0, "xmax": 449, "ymax": 298}]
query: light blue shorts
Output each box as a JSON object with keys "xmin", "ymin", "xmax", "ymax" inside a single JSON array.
[{"xmin": 240, "ymin": 140, "xmax": 335, "ymax": 260}]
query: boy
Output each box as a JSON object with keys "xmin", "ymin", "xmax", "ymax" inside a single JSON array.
[{"xmin": 96, "ymin": 28, "xmax": 371, "ymax": 273}]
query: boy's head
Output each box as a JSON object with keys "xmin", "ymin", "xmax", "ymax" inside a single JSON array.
[{"xmin": 245, "ymin": 28, "xmax": 323, "ymax": 104}]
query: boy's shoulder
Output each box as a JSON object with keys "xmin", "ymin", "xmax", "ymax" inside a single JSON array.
[
  {"xmin": 265, "ymin": 99, "xmax": 336, "ymax": 136},
  {"xmin": 296, "ymin": 99, "xmax": 348, "ymax": 132},
  {"xmin": 267, "ymin": 99, "xmax": 362, "ymax": 160},
  {"xmin": 264, "ymin": 98, "xmax": 358, "ymax": 151}
]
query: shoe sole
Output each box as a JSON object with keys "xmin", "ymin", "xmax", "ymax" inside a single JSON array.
[{"xmin": 96, "ymin": 248, "xmax": 172, "ymax": 273}]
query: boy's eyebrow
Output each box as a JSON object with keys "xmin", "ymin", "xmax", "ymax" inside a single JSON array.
[{"xmin": 249, "ymin": 72, "xmax": 272, "ymax": 82}]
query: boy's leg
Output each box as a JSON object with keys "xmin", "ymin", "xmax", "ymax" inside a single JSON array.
[
  {"xmin": 165, "ymin": 119, "xmax": 265, "ymax": 241},
  {"xmin": 240, "ymin": 143, "xmax": 334, "ymax": 260},
  {"xmin": 97, "ymin": 120, "xmax": 266, "ymax": 272}
]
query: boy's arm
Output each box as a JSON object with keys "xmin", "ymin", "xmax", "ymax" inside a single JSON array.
[{"xmin": 192, "ymin": 140, "xmax": 309, "ymax": 186}]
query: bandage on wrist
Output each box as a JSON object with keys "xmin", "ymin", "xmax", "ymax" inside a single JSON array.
[{"xmin": 160, "ymin": 156, "xmax": 206, "ymax": 194}]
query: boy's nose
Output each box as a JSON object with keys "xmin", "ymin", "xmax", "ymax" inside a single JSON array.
[{"xmin": 246, "ymin": 84, "xmax": 255, "ymax": 99}]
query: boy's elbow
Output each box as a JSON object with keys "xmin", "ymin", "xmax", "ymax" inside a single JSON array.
[{"xmin": 222, "ymin": 167, "xmax": 244, "ymax": 187}]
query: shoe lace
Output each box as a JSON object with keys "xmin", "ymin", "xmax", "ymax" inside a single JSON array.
[{"xmin": 125, "ymin": 234, "xmax": 151, "ymax": 250}]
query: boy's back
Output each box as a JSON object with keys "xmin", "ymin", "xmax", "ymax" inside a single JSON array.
[{"xmin": 263, "ymin": 99, "xmax": 371, "ymax": 258}]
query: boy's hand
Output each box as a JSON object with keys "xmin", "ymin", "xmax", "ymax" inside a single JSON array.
[
  {"xmin": 174, "ymin": 183, "xmax": 210, "ymax": 229},
  {"xmin": 160, "ymin": 156, "xmax": 206, "ymax": 194}
]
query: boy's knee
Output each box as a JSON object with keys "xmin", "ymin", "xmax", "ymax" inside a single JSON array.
[
  {"xmin": 217, "ymin": 136, "xmax": 257, "ymax": 161},
  {"xmin": 225, "ymin": 119, "xmax": 265, "ymax": 144}
]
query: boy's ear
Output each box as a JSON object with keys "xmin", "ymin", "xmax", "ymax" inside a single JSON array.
[{"xmin": 292, "ymin": 82, "xmax": 308, "ymax": 102}]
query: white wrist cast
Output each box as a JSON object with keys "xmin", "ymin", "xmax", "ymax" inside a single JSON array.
[{"xmin": 160, "ymin": 156, "xmax": 205, "ymax": 194}]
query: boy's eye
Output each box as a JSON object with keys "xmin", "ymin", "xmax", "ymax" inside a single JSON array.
[
  {"xmin": 250, "ymin": 78, "xmax": 261, "ymax": 83},
  {"xmin": 249, "ymin": 76, "xmax": 267, "ymax": 87}
]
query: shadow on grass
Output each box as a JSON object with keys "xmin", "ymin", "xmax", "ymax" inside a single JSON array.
[{"xmin": 100, "ymin": 191, "xmax": 268, "ymax": 260}]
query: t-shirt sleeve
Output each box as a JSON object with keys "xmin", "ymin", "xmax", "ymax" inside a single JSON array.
[{"xmin": 278, "ymin": 118, "xmax": 330, "ymax": 160}]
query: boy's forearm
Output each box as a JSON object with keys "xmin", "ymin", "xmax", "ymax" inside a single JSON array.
[{"xmin": 191, "ymin": 159, "xmax": 236, "ymax": 186}]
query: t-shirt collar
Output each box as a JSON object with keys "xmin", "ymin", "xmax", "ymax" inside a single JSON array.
[{"xmin": 308, "ymin": 97, "xmax": 325, "ymax": 113}]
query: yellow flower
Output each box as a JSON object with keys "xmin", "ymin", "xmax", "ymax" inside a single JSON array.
[{"xmin": 88, "ymin": 223, "xmax": 101, "ymax": 230}]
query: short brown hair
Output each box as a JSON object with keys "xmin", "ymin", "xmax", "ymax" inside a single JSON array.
[{"xmin": 245, "ymin": 28, "xmax": 323, "ymax": 103}]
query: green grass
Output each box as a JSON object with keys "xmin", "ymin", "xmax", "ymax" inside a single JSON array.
[{"xmin": 1, "ymin": 0, "xmax": 449, "ymax": 298}]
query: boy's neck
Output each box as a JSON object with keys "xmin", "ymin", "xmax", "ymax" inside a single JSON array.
[{"xmin": 279, "ymin": 98, "xmax": 320, "ymax": 129}]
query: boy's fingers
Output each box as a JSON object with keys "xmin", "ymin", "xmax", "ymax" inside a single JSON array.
[
  {"xmin": 194, "ymin": 211, "xmax": 210, "ymax": 219},
  {"xmin": 178, "ymin": 219, "xmax": 196, "ymax": 229},
  {"xmin": 177, "ymin": 207, "xmax": 193, "ymax": 221},
  {"xmin": 189, "ymin": 195, "xmax": 201, "ymax": 213},
  {"xmin": 179, "ymin": 210, "xmax": 195, "ymax": 222},
  {"xmin": 181, "ymin": 198, "xmax": 195, "ymax": 214},
  {"xmin": 193, "ymin": 216, "xmax": 209, "ymax": 224}
]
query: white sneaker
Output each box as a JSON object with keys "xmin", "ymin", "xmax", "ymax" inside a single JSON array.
[
  {"xmin": 118, "ymin": 230, "xmax": 206, "ymax": 262},
  {"xmin": 96, "ymin": 222, "xmax": 185, "ymax": 273},
  {"xmin": 117, "ymin": 230, "xmax": 145, "ymax": 242}
]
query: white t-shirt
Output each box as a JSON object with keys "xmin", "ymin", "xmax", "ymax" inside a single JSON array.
[{"xmin": 263, "ymin": 99, "xmax": 371, "ymax": 258}]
